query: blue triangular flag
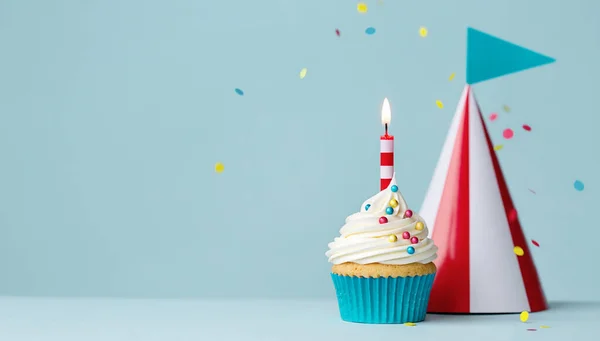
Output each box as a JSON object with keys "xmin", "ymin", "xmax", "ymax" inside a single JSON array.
[{"xmin": 466, "ymin": 28, "xmax": 555, "ymax": 84}]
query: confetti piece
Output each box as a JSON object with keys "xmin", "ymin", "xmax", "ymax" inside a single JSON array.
[
  {"xmin": 494, "ymin": 145, "xmax": 503, "ymax": 151},
  {"xmin": 357, "ymin": 3, "xmax": 368, "ymax": 13},
  {"xmin": 489, "ymin": 113, "xmax": 498, "ymax": 121},
  {"xmin": 448, "ymin": 73, "xmax": 456, "ymax": 81},
  {"xmin": 335, "ymin": 29, "xmax": 340, "ymax": 37},
  {"xmin": 299, "ymin": 68, "xmax": 307, "ymax": 79},
  {"xmin": 404, "ymin": 322, "xmax": 416, "ymax": 326},
  {"xmin": 520, "ymin": 311, "xmax": 529, "ymax": 322},
  {"xmin": 508, "ymin": 208, "xmax": 518, "ymax": 222},
  {"xmin": 214, "ymin": 162, "xmax": 225, "ymax": 173},
  {"xmin": 419, "ymin": 27, "xmax": 428, "ymax": 37},
  {"xmin": 528, "ymin": 188, "xmax": 536, "ymax": 194},
  {"xmin": 365, "ymin": 27, "xmax": 376, "ymax": 35},
  {"xmin": 503, "ymin": 128, "xmax": 514, "ymax": 139},
  {"xmin": 531, "ymin": 240, "xmax": 540, "ymax": 247},
  {"xmin": 527, "ymin": 329, "xmax": 537, "ymax": 332},
  {"xmin": 574, "ymin": 180, "xmax": 584, "ymax": 191},
  {"xmin": 514, "ymin": 246, "xmax": 524, "ymax": 256},
  {"xmin": 540, "ymin": 325, "xmax": 550, "ymax": 329},
  {"xmin": 435, "ymin": 100, "xmax": 444, "ymax": 109},
  {"xmin": 234, "ymin": 88, "xmax": 244, "ymax": 96},
  {"xmin": 503, "ymin": 105, "xmax": 511, "ymax": 112},
  {"xmin": 523, "ymin": 124, "xmax": 532, "ymax": 131}
]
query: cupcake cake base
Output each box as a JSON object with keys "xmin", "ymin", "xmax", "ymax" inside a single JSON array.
[{"xmin": 331, "ymin": 262, "xmax": 436, "ymax": 324}]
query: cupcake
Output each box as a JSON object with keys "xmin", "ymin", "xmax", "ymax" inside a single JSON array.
[{"xmin": 326, "ymin": 173, "xmax": 438, "ymax": 324}]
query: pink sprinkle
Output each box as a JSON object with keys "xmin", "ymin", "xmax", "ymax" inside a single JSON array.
[
  {"xmin": 489, "ymin": 113, "xmax": 498, "ymax": 121},
  {"xmin": 335, "ymin": 29, "xmax": 340, "ymax": 37},
  {"xmin": 532, "ymin": 240, "xmax": 540, "ymax": 247},
  {"xmin": 527, "ymin": 329, "xmax": 537, "ymax": 332},
  {"xmin": 503, "ymin": 128, "xmax": 514, "ymax": 139},
  {"xmin": 523, "ymin": 124, "xmax": 532, "ymax": 131}
]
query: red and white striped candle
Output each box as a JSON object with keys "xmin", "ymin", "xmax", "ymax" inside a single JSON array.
[{"xmin": 380, "ymin": 98, "xmax": 394, "ymax": 190}]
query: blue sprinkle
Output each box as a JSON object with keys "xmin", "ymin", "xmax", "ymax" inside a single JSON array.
[
  {"xmin": 574, "ymin": 180, "xmax": 584, "ymax": 191},
  {"xmin": 365, "ymin": 27, "xmax": 376, "ymax": 35},
  {"xmin": 407, "ymin": 246, "xmax": 415, "ymax": 255},
  {"xmin": 386, "ymin": 207, "xmax": 394, "ymax": 215},
  {"xmin": 365, "ymin": 204, "xmax": 371, "ymax": 211},
  {"xmin": 234, "ymin": 88, "xmax": 244, "ymax": 96},
  {"xmin": 391, "ymin": 185, "xmax": 398, "ymax": 193}
]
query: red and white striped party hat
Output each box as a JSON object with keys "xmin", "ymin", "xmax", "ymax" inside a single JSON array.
[{"xmin": 420, "ymin": 28, "xmax": 555, "ymax": 313}]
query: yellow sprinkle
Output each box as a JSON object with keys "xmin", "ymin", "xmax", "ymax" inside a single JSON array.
[
  {"xmin": 448, "ymin": 73, "xmax": 456, "ymax": 81},
  {"xmin": 435, "ymin": 100, "xmax": 444, "ymax": 109},
  {"xmin": 357, "ymin": 3, "xmax": 368, "ymax": 13},
  {"xmin": 415, "ymin": 221, "xmax": 424, "ymax": 231},
  {"xmin": 503, "ymin": 105, "xmax": 511, "ymax": 112},
  {"xmin": 419, "ymin": 27, "xmax": 428, "ymax": 37},
  {"xmin": 404, "ymin": 322, "xmax": 416, "ymax": 326},
  {"xmin": 388, "ymin": 235, "xmax": 398, "ymax": 242},
  {"xmin": 494, "ymin": 145, "xmax": 504, "ymax": 151},
  {"xmin": 299, "ymin": 68, "xmax": 308, "ymax": 79},
  {"xmin": 520, "ymin": 311, "xmax": 529, "ymax": 322},
  {"xmin": 514, "ymin": 246, "xmax": 524, "ymax": 256},
  {"xmin": 540, "ymin": 325, "xmax": 550, "ymax": 329},
  {"xmin": 389, "ymin": 199, "xmax": 398, "ymax": 208},
  {"xmin": 214, "ymin": 162, "xmax": 225, "ymax": 173}
]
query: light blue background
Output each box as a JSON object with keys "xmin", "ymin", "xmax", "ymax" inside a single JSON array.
[{"xmin": 0, "ymin": 0, "xmax": 597, "ymax": 301}]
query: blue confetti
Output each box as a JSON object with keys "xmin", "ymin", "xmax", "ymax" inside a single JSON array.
[
  {"xmin": 574, "ymin": 180, "xmax": 584, "ymax": 191},
  {"xmin": 365, "ymin": 27, "xmax": 376, "ymax": 35},
  {"xmin": 234, "ymin": 88, "xmax": 244, "ymax": 96}
]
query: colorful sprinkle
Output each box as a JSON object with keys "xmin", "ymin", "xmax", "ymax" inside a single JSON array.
[
  {"xmin": 415, "ymin": 221, "xmax": 424, "ymax": 231},
  {"xmin": 448, "ymin": 73, "xmax": 456, "ymax": 81},
  {"xmin": 435, "ymin": 100, "xmax": 444, "ymax": 109},
  {"xmin": 404, "ymin": 322, "xmax": 416, "ymax": 326},
  {"xmin": 527, "ymin": 329, "xmax": 537, "ymax": 332},
  {"xmin": 540, "ymin": 325, "xmax": 550, "ymax": 329},
  {"xmin": 419, "ymin": 27, "xmax": 428, "ymax": 37},
  {"xmin": 503, "ymin": 105, "xmax": 511, "ymax": 112},
  {"xmin": 528, "ymin": 188, "xmax": 537, "ymax": 194},
  {"xmin": 514, "ymin": 246, "xmax": 524, "ymax": 256},
  {"xmin": 335, "ymin": 29, "xmax": 340, "ymax": 37},
  {"xmin": 404, "ymin": 209, "xmax": 413, "ymax": 218},
  {"xmin": 389, "ymin": 199, "xmax": 398, "ymax": 208},
  {"xmin": 494, "ymin": 144, "xmax": 504, "ymax": 151},
  {"xmin": 386, "ymin": 207, "xmax": 394, "ymax": 215},
  {"xmin": 299, "ymin": 68, "xmax": 307, "ymax": 79},
  {"xmin": 489, "ymin": 113, "xmax": 498, "ymax": 121},
  {"xmin": 391, "ymin": 185, "xmax": 398, "ymax": 192},
  {"xmin": 532, "ymin": 240, "xmax": 540, "ymax": 247},
  {"xmin": 410, "ymin": 237, "xmax": 419, "ymax": 244},
  {"xmin": 365, "ymin": 27, "xmax": 376, "ymax": 35},
  {"xmin": 402, "ymin": 231, "xmax": 411, "ymax": 239},
  {"xmin": 503, "ymin": 128, "xmax": 514, "ymax": 139},
  {"xmin": 234, "ymin": 88, "xmax": 244, "ymax": 96},
  {"xmin": 574, "ymin": 180, "xmax": 584, "ymax": 191},
  {"xmin": 379, "ymin": 217, "xmax": 388, "ymax": 224},
  {"xmin": 520, "ymin": 311, "xmax": 529, "ymax": 322},
  {"xmin": 357, "ymin": 3, "xmax": 368, "ymax": 13},
  {"xmin": 388, "ymin": 235, "xmax": 398, "ymax": 242},
  {"xmin": 407, "ymin": 246, "xmax": 415, "ymax": 254},
  {"xmin": 508, "ymin": 208, "xmax": 518, "ymax": 222},
  {"xmin": 214, "ymin": 162, "xmax": 225, "ymax": 173},
  {"xmin": 365, "ymin": 204, "xmax": 371, "ymax": 211},
  {"xmin": 523, "ymin": 124, "xmax": 532, "ymax": 131}
]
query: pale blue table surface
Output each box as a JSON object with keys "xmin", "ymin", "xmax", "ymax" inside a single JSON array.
[{"xmin": 0, "ymin": 297, "xmax": 596, "ymax": 340}]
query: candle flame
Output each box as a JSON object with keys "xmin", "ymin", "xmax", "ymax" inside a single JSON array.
[{"xmin": 381, "ymin": 98, "xmax": 391, "ymax": 125}]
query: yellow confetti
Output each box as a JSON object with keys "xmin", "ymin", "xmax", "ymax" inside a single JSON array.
[
  {"xmin": 494, "ymin": 145, "xmax": 504, "ymax": 151},
  {"xmin": 419, "ymin": 27, "xmax": 428, "ymax": 37},
  {"xmin": 520, "ymin": 311, "xmax": 529, "ymax": 322},
  {"xmin": 214, "ymin": 162, "xmax": 225, "ymax": 173},
  {"xmin": 448, "ymin": 73, "xmax": 456, "ymax": 81},
  {"xmin": 540, "ymin": 325, "xmax": 550, "ymax": 329},
  {"xmin": 357, "ymin": 3, "xmax": 368, "ymax": 13},
  {"xmin": 404, "ymin": 322, "xmax": 416, "ymax": 326},
  {"xmin": 514, "ymin": 246, "xmax": 524, "ymax": 256},
  {"xmin": 435, "ymin": 100, "xmax": 444, "ymax": 109},
  {"xmin": 299, "ymin": 68, "xmax": 307, "ymax": 79},
  {"xmin": 503, "ymin": 105, "xmax": 511, "ymax": 112}
]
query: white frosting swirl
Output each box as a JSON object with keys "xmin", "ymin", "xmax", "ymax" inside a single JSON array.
[{"xmin": 326, "ymin": 173, "xmax": 438, "ymax": 265}]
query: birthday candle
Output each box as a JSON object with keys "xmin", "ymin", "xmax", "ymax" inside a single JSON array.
[{"xmin": 380, "ymin": 98, "xmax": 394, "ymax": 190}]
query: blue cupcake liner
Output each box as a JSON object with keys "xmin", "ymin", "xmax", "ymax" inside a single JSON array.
[{"xmin": 331, "ymin": 272, "xmax": 436, "ymax": 324}]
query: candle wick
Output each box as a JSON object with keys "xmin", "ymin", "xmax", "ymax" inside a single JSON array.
[{"xmin": 385, "ymin": 124, "xmax": 388, "ymax": 136}]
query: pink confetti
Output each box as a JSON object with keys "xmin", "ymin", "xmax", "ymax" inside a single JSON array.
[
  {"xmin": 508, "ymin": 208, "xmax": 518, "ymax": 223},
  {"xmin": 503, "ymin": 128, "xmax": 514, "ymax": 139},
  {"xmin": 489, "ymin": 113, "xmax": 498, "ymax": 121},
  {"xmin": 532, "ymin": 240, "xmax": 540, "ymax": 247},
  {"xmin": 523, "ymin": 124, "xmax": 532, "ymax": 131},
  {"xmin": 335, "ymin": 29, "xmax": 340, "ymax": 36}
]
